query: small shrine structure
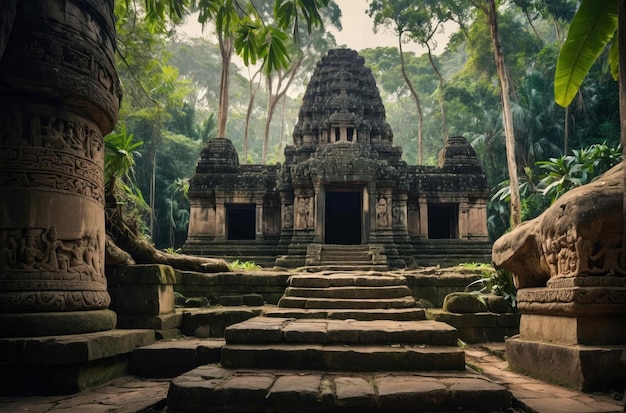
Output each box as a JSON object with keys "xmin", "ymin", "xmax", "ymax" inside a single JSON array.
[{"xmin": 184, "ymin": 49, "xmax": 491, "ymax": 267}]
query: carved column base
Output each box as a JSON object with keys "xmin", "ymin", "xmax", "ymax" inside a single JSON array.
[
  {"xmin": 506, "ymin": 276, "xmax": 626, "ymax": 390},
  {"xmin": 505, "ymin": 338, "xmax": 626, "ymax": 391},
  {"xmin": 0, "ymin": 309, "xmax": 116, "ymax": 338}
]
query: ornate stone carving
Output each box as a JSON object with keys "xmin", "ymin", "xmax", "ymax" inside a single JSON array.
[
  {"xmin": 0, "ymin": 0, "xmax": 117, "ymax": 327},
  {"xmin": 295, "ymin": 197, "xmax": 314, "ymax": 230},
  {"xmin": 0, "ymin": 227, "xmax": 107, "ymax": 312},
  {"xmin": 493, "ymin": 163, "xmax": 624, "ymax": 288},
  {"xmin": 283, "ymin": 205, "xmax": 294, "ymax": 229},
  {"xmin": 376, "ymin": 197, "xmax": 390, "ymax": 228},
  {"xmin": 392, "ymin": 202, "xmax": 406, "ymax": 228}
]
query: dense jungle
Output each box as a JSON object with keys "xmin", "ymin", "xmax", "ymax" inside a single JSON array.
[{"xmin": 108, "ymin": 0, "xmax": 622, "ymax": 251}]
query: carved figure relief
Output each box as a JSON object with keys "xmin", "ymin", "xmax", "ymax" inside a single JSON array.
[
  {"xmin": 0, "ymin": 227, "xmax": 103, "ymax": 281},
  {"xmin": 493, "ymin": 163, "xmax": 625, "ymax": 289},
  {"xmin": 392, "ymin": 203, "xmax": 406, "ymax": 228},
  {"xmin": 283, "ymin": 205, "xmax": 293, "ymax": 229},
  {"xmin": 376, "ymin": 197, "xmax": 389, "ymax": 228},
  {"xmin": 296, "ymin": 197, "xmax": 310, "ymax": 229}
]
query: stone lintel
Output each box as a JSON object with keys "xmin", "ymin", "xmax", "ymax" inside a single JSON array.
[
  {"xmin": 519, "ymin": 314, "xmax": 626, "ymax": 345},
  {"xmin": 517, "ymin": 285, "xmax": 626, "ymax": 316},
  {"xmin": 505, "ymin": 337, "xmax": 626, "ymax": 391}
]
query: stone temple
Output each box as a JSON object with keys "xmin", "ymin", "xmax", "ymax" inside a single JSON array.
[{"xmin": 184, "ymin": 48, "xmax": 491, "ymax": 268}]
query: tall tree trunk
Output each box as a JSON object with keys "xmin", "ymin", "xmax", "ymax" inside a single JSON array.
[
  {"xmin": 484, "ymin": 0, "xmax": 521, "ymax": 227},
  {"xmin": 217, "ymin": 36, "xmax": 233, "ymax": 139},
  {"xmin": 398, "ymin": 34, "xmax": 424, "ymax": 165},
  {"xmin": 244, "ymin": 67, "xmax": 262, "ymax": 163},
  {"xmin": 262, "ymin": 55, "xmax": 304, "ymax": 164},
  {"xmin": 619, "ymin": 1, "xmax": 626, "ymax": 269},
  {"xmin": 426, "ymin": 43, "xmax": 448, "ymax": 142}
]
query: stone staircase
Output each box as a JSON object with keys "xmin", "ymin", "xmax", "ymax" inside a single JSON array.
[
  {"xmin": 166, "ymin": 272, "xmax": 512, "ymax": 412},
  {"xmin": 277, "ymin": 272, "xmax": 417, "ymax": 311},
  {"xmin": 304, "ymin": 244, "xmax": 389, "ymax": 270}
]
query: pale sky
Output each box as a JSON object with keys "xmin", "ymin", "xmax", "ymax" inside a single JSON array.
[
  {"xmin": 180, "ymin": 0, "xmax": 451, "ymax": 56},
  {"xmin": 331, "ymin": 0, "xmax": 427, "ymax": 55}
]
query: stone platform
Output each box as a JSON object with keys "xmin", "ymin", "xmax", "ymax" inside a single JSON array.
[
  {"xmin": 168, "ymin": 365, "xmax": 510, "ymax": 413},
  {"xmin": 220, "ymin": 317, "xmax": 464, "ymax": 371},
  {"xmin": 0, "ymin": 329, "xmax": 154, "ymax": 395}
]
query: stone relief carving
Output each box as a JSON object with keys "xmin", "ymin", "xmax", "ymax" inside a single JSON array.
[
  {"xmin": 376, "ymin": 197, "xmax": 389, "ymax": 228},
  {"xmin": 0, "ymin": 111, "xmax": 105, "ymax": 203},
  {"xmin": 0, "ymin": 227, "xmax": 103, "ymax": 281},
  {"xmin": 283, "ymin": 204, "xmax": 293, "ymax": 229},
  {"xmin": 295, "ymin": 197, "xmax": 314, "ymax": 229},
  {"xmin": 493, "ymin": 164, "xmax": 625, "ymax": 288},
  {"xmin": 392, "ymin": 203, "xmax": 405, "ymax": 228}
]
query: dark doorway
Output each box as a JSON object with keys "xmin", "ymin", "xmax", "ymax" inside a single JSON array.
[
  {"xmin": 428, "ymin": 203, "xmax": 458, "ymax": 239},
  {"xmin": 226, "ymin": 204, "xmax": 255, "ymax": 240},
  {"xmin": 325, "ymin": 191, "xmax": 361, "ymax": 244}
]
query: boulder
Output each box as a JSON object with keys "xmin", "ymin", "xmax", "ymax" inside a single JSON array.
[{"xmin": 443, "ymin": 292, "xmax": 488, "ymax": 313}]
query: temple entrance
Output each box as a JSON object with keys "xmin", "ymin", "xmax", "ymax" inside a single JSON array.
[
  {"xmin": 325, "ymin": 191, "xmax": 361, "ymax": 244},
  {"xmin": 427, "ymin": 203, "xmax": 459, "ymax": 239},
  {"xmin": 226, "ymin": 204, "xmax": 256, "ymax": 240}
]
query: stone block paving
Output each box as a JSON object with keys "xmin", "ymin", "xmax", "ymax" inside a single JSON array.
[
  {"xmin": 465, "ymin": 344, "xmax": 624, "ymax": 413},
  {"xmin": 1, "ymin": 343, "xmax": 624, "ymax": 412},
  {"xmin": 167, "ymin": 364, "xmax": 512, "ymax": 412},
  {"xmin": 0, "ymin": 376, "xmax": 170, "ymax": 413}
]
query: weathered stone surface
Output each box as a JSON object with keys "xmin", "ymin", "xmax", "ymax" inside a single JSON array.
[
  {"xmin": 376, "ymin": 376, "xmax": 448, "ymax": 410},
  {"xmin": 443, "ymin": 292, "xmax": 488, "ymax": 313},
  {"xmin": 181, "ymin": 307, "xmax": 263, "ymax": 338},
  {"xmin": 516, "ymin": 285, "xmax": 626, "ymax": 316},
  {"xmin": 506, "ymin": 337, "xmax": 626, "ymax": 391},
  {"xmin": 0, "ymin": 330, "xmax": 154, "ymax": 395},
  {"xmin": 225, "ymin": 317, "xmax": 459, "ymax": 347},
  {"xmin": 0, "ymin": 309, "xmax": 117, "ymax": 338},
  {"xmin": 221, "ymin": 343, "xmax": 465, "ymax": 372},
  {"xmin": 0, "ymin": 0, "xmax": 119, "ymax": 335},
  {"xmin": 519, "ymin": 314, "xmax": 626, "ymax": 345},
  {"xmin": 334, "ymin": 376, "xmax": 376, "ymax": 407},
  {"xmin": 267, "ymin": 374, "xmax": 323, "ymax": 409},
  {"xmin": 493, "ymin": 163, "xmax": 624, "ymax": 288},
  {"xmin": 168, "ymin": 366, "xmax": 512, "ymax": 413}
]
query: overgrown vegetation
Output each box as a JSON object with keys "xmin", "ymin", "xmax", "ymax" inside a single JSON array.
[
  {"xmin": 228, "ymin": 260, "xmax": 261, "ymax": 271},
  {"xmin": 107, "ymin": 0, "xmax": 621, "ymax": 250},
  {"xmin": 465, "ymin": 265, "xmax": 518, "ymax": 310}
]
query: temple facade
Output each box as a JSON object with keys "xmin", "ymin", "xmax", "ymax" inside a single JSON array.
[{"xmin": 183, "ymin": 49, "xmax": 491, "ymax": 268}]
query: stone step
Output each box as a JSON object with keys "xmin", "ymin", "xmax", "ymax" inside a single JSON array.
[
  {"xmin": 168, "ymin": 365, "xmax": 512, "ymax": 413},
  {"xmin": 300, "ymin": 265, "xmax": 391, "ymax": 272},
  {"xmin": 278, "ymin": 296, "xmax": 416, "ymax": 309},
  {"xmin": 264, "ymin": 308, "xmax": 427, "ymax": 321},
  {"xmin": 321, "ymin": 251, "xmax": 371, "ymax": 260},
  {"xmin": 221, "ymin": 343, "xmax": 465, "ymax": 371},
  {"xmin": 130, "ymin": 339, "xmax": 224, "ymax": 378},
  {"xmin": 224, "ymin": 317, "xmax": 457, "ymax": 345},
  {"xmin": 284, "ymin": 285, "xmax": 412, "ymax": 299},
  {"xmin": 288, "ymin": 274, "xmax": 407, "ymax": 288}
]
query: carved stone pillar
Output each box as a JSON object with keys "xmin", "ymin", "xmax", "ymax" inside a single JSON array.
[{"xmin": 0, "ymin": 0, "xmax": 119, "ymax": 337}]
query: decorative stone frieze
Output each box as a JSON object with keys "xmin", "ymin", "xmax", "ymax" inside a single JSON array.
[{"xmin": 0, "ymin": 0, "xmax": 118, "ymax": 335}]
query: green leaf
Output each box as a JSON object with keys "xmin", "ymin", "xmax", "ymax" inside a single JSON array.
[
  {"xmin": 261, "ymin": 26, "xmax": 291, "ymax": 74},
  {"xmin": 554, "ymin": 0, "xmax": 618, "ymax": 108}
]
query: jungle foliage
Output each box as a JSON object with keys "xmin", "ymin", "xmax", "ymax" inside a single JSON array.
[{"xmin": 109, "ymin": 0, "xmax": 621, "ymax": 249}]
